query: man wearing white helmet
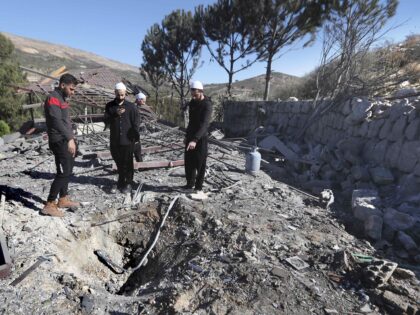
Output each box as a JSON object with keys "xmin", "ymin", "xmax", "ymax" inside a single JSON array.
[
  {"xmin": 183, "ymin": 80, "xmax": 213, "ymax": 193},
  {"xmin": 104, "ymin": 82, "xmax": 140, "ymax": 193}
]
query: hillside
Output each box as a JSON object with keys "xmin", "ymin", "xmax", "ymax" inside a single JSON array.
[
  {"xmin": 3, "ymin": 32, "xmax": 300, "ymax": 100},
  {"xmin": 2, "ymin": 32, "xmax": 143, "ymax": 85},
  {"xmin": 206, "ymin": 72, "xmax": 302, "ymax": 100}
]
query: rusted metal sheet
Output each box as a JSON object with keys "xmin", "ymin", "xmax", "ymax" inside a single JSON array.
[
  {"xmin": 0, "ymin": 234, "xmax": 12, "ymax": 279},
  {"xmin": 112, "ymin": 160, "xmax": 184, "ymax": 170},
  {"xmin": 133, "ymin": 160, "xmax": 184, "ymax": 169}
]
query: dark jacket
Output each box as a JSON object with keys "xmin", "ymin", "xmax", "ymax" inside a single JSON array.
[
  {"xmin": 104, "ymin": 99, "xmax": 140, "ymax": 146},
  {"xmin": 44, "ymin": 88, "xmax": 74, "ymax": 143},
  {"xmin": 186, "ymin": 96, "xmax": 213, "ymax": 142}
]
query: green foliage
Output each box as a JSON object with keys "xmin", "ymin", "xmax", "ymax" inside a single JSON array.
[
  {"xmin": 0, "ymin": 120, "xmax": 10, "ymax": 137},
  {"xmin": 140, "ymin": 10, "xmax": 202, "ymax": 126},
  {"xmin": 249, "ymin": 0, "xmax": 328, "ymax": 100},
  {"xmin": 161, "ymin": 10, "xmax": 202, "ymax": 104},
  {"xmin": 0, "ymin": 33, "xmax": 28, "ymax": 130},
  {"xmin": 141, "ymin": 24, "xmax": 167, "ymax": 108},
  {"xmin": 196, "ymin": 0, "xmax": 259, "ymax": 98},
  {"xmin": 313, "ymin": 0, "xmax": 398, "ymax": 99},
  {"xmin": 141, "ymin": 10, "xmax": 202, "ymax": 125}
]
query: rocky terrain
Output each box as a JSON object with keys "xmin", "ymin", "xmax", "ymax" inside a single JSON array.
[{"xmin": 0, "ymin": 118, "xmax": 419, "ymax": 314}]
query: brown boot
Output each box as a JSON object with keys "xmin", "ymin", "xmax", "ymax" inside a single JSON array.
[
  {"xmin": 41, "ymin": 201, "xmax": 64, "ymax": 217},
  {"xmin": 57, "ymin": 196, "xmax": 80, "ymax": 209}
]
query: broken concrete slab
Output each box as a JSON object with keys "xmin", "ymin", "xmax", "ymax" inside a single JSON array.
[
  {"xmin": 258, "ymin": 135, "xmax": 298, "ymax": 161},
  {"xmin": 284, "ymin": 256, "xmax": 309, "ymax": 270},
  {"xmin": 352, "ymin": 189, "xmax": 383, "ymax": 221},
  {"xmin": 382, "ymin": 290, "xmax": 408, "ymax": 314}
]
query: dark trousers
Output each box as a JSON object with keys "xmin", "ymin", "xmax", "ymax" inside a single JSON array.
[
  {"xmin": 184, "ymin": 137, "xmax": 208, "ymax": 190},
  {"xmin": 47, "ymin": 139, "xmax": 75, "ymax": 201},
  {"xmin": 111, "ymin": 143, "xmax": 134, "ymax": 188}
]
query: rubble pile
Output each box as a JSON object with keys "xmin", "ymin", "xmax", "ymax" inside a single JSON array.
[
  {"xmin": 0, "ymin": 116, "xmax": 419, "ymax": 314},
  {"xmin": 224, "ymin": 93, "xmax": 420, "ymax": 261}
]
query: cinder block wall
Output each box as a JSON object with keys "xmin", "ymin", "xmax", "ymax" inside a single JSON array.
[{"xmin": 223, "ymin": 98, "xmax": 420, "ymax": 177}]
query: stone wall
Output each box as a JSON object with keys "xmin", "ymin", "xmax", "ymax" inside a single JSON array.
[
  {"xmin": 223, "ymin": 97, "xmax": 420, "ymax": 256},
  {"xmin": 223, "ymin": 97, "xmax": 420, "ymax": 177}
]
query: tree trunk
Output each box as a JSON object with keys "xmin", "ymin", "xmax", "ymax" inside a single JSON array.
[
  {"xmin": 263, "ymin": 54, "xmax": 273, "ymax": 101},
  {"xmin": 154, "ymin": 88, "xmax": 159, "ymax": 117}
]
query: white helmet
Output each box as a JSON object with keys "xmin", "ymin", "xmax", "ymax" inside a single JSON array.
[
  {"xmin": 190, "ymin": 80, "xmax": 203, "ymax": 90},
  {"xmin": 136, "ymin": 92, "xmax": 146, "ymax": 100},
  {"xmin": 115, "ymin": 82, "xmax": 126, "ymax": 91}
]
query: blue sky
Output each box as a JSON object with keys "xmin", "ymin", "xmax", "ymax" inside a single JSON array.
[{"xmin": 0, "ymin": 0, "xmax": 418, "ymax": 84}]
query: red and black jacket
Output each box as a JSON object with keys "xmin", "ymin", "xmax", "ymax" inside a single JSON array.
[{"xmin": 44, "ymin": 88, "xmax": 74, "ymax": 143}]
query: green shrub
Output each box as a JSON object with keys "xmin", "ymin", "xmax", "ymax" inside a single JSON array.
[{"xmin": 0, "ymin": 120, "xmax": 10, "ymax": 137}]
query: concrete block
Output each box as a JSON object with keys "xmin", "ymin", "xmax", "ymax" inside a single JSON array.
[
  {"xmin": 397, "ymin": 141, "xmax": 420, "ymax": 173},
  {"xmin": 372, "ymin": 139, "xmax": 388, "ymax": 165},
  {"xmin": 396, "ymin": 231, "xmax": 418, "ymax": 252},
  {"xmin": 364, "ymin": 215, "xmax": 383, "ymax": 240},
  {"xmin": 352, "ymin": 189, "xmax": 382, "ymax": 221},
  {"xmin": 405, "ymin": 118, "xmax": 419, "ymax": 140},
  {"xmin": 347, "ymin": 98, "xmax": 373, "ymax": 124},
  {"xmin": 367, "ymin": 119, "xmax": 384, "ymax": 138},
  {"xmin": 369, "ymin": 167, "xmax": 394, "ymax": 185},
  {"xmin": 383, "ymin": 208, "xmax": 416, "ymax": 231},
  {"xmin": 354, "ymin": 204, "xmax": 383, "ymax": 221},
  {"xmin": 362, "ymin": 139, "xmax": 378, "ymax": 162},
  {"xmin": 342, "ymin": 99, "xmax": 352, "ymax": 115},
  {"xmin": 379, "ymin": 119, "xmax": 393, "ymax": 139},
  {"xmin": 382, "ymin": 290, "xmax": 408, "ymax": 314},
  {"xmin": 385, "ymin": 139, "xmax": 403, "ymax": 168},
  {"xmin": 388, "ymin": 116, "xmax": 407, "ymax": 142},
  {"xmin": 406, "ymin": 221, "xmax": 420, "ymax": 245}
]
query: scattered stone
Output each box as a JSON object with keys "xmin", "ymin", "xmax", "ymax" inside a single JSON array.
[
  {"xmin": 359, "ymin": 304, "xmax": 373, "ymax": 313},
  {"xmin": 382, "ymin": 290, "xmax": 408, "ymax": 314},
  {"xmin": 392, "ymin": 267, "xmax": 415, "ymax": 279},
  {"xmin": 396, "ymin": 231, "xmax": 418, "ymax": 252},
  {"xmin": 364, "ymin": 215, "xmax": 383, "ymax": 241},
  {"xmin": 369, "ymin": 167, "xmax": 394, "ymax": 185},
  {"xmin": 284, "ymin": 256, "xmax": 309, "ymax": 270}
]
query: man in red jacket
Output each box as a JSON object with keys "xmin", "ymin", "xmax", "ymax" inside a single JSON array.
[{"xmin": 42, "ymin": 73, "xmax": 80, "ymax": 217}]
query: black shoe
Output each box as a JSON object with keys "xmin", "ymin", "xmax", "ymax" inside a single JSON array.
[{"xmin": 182, "ymin": 184, "xmax": 194, "ymax": 189}]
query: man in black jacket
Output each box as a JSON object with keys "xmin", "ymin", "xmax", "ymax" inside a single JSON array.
[
  {"xmin": 42, "ymin": 73, "xmax": 80, "ymax": 217},
  {"xmin": 183, "ymin": 81, "xmax": 213, "ymax": 192},
  {"xmin": 105, "ymin": 82, "xmax": 140, "ymax": 193}
]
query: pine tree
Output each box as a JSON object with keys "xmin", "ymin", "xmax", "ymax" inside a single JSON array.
[
  {"xmin": 196, "ymin": 0, "xmax": 260, "ymax": 98},
  {"xmin": 0, "ymin": 33, "xmax": 27, "ymax": 131},
  {"xmin": 251, "ymin": 0, "xmax": 328, "ymax": 100},
  {"xmin": 141, "ymin": 24, "xmax": 167, "ymax": 114},
  {"xmin": 161, "ymin": 10, "xmax": 202, "ymax": 109}
]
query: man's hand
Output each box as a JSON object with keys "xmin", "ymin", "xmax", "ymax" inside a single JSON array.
[
  {"xmin": 186, "ymin": 141, "xmax": 197, "ymax": 151},
  {"xmin": 68, "ymin": 139, "xmax": 76, "ymax": 157}
]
